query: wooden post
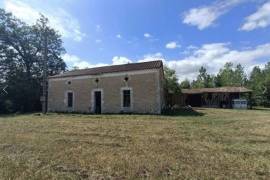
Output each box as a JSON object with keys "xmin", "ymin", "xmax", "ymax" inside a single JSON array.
[
  {"xmin": 249, "ymin": 92, "xmax": 252, "ymax": 109},
  {"xmin": 42, "ymin": 27, "xmax": 48, "ymax": 114}
]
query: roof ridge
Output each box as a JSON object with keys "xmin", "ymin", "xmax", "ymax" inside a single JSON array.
[
  {"xmin": 49, "ymin": 60, "xmax": 163, "ymax": 79},
  {"xmin": 67, "ymin": 60, "xmax": 163, "ymax": 73}
]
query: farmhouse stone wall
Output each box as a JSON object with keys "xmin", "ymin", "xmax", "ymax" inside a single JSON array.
[{"xmin": 48, "ymin": 69, "xmax": 164, "ymax": 114}]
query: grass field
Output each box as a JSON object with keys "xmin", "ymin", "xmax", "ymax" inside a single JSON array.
[{"xmin": 0, "ymin": 108, "xmax": 270, "ymax": 179}]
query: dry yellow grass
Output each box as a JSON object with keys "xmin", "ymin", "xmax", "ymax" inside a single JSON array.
[{"xmin": 0, "ymin": 108, "xmax": 270, "ymax": 179}]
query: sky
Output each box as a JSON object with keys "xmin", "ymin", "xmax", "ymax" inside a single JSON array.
[{"xmin": 1, "ymin": 0, "xmax": 270, "ymax": 81}]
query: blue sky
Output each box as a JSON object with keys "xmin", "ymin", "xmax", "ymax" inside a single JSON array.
[{"xmin": 1, "ymin": 0, "xmax": 270, "ymax": 81}]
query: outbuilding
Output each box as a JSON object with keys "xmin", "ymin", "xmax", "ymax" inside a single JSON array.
[
  {"xmin": 181, "ymin": 87, "xmax": 252, "ymax": 108},
  {"xmin": 47, "ymin": 61, "xmax": 165, "ymax": 114}
]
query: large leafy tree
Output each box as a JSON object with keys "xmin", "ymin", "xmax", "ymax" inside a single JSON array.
[
  {"xmin": 164, "ymin": 66, "xmax": 181, "ymax": 94},
  {"xmin": 0, "ymin": 9, "xmax": 66, "ymax": 113}
]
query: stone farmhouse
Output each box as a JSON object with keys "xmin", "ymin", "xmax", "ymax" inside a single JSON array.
[{"xmin": 48, "ymin": 60, "xmax": 165, "ymax": 114}]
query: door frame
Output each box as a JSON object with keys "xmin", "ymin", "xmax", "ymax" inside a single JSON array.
[{"xmin": 91, "ymin": 88, "xmax": 103, "ymax": 113}]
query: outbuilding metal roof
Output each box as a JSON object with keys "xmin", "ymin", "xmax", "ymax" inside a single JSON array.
[
  {"xmin": 182, "ymin": 87, "xmax": 252, "ymax": 94},
  {"xmin": 49, "ymin": 60, "xmax": 163, "ymax": 79}
]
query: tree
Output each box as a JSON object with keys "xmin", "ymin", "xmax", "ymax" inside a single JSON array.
[
  {"xmin": 215, "ymin": 62, "xmax": 234, "ymax": 86},
  {"xmin": 192, "ymin": 66, "xmax": 214, "ymax": 88},
  {"xmin": 215, "ymin": 63, "xmax": 246, "ymax": 87},
  {"xmin": 263, "ymin": 78, "xmax": 270, "ymax": 107},
  {"xmin": 0, "ymin": 9, "xmax": 66, "ymax": 113},
  {"xmin": 180, "ymin": 79, "xmax": 191, "ymax": 89},
  {"xmin": 262, "ymin": 62, "xmax": 270, "ymax": 106},
  {"xmin": 248, "ymin": 66, "xmax": 264, "ymax": 105},
  {"xmin": 164, "ymin": 66, "xmax": 181, "ymax": 94},
  {"xmin": 234, "ymin": 64, "xmax": 247, "ymax": 86},
  {"xmin": 33, "ymin": 15, "xmax": 66, "ymax": 76}
]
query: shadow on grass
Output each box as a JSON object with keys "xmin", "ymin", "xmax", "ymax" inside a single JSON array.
[
  {"xmin": 0, "ymin": 114, "xmax": 17, "ymax": 118},
  {"xmin": 162, "ymin": 108, "xmax": 205, "ymax": 117},
  {"xmin": 252, "ymin": 107, "xmax": 270, "ymax": 111},
  {"xmin": 51, "ymin": 109, "xmax": 205, "ymax": 117},
  {"xmin": 0, "ymin": 109, "xmax": 206, "ymax": 118},
  {"xmin": 0, "ymin": 112, "xmax": 41, "ymax": 118}
]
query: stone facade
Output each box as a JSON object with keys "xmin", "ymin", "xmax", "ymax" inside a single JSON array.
[{"xmin": 48, "ymin": 68, "xmax": 165, "ymax": 114}]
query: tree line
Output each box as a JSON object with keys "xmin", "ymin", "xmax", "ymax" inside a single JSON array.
[
  {"xmin": 177, "ymin": 62, "xmax": 270, "ymax": 106},
  {"xmin": 0, "ymin": 9, "xmax": 66, "ymax": 113}
]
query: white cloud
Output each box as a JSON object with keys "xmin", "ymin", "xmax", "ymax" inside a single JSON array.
[
  {"xmin": 96, "ymin": 25, "xmax": 102, "ymax": 32},
  {"xmin": 144, "ymin": 33, "xmax": 152, "ymax": 38},
  {"xmin": 63, "ymin": 54, "xmax": 133, "ymax": 69},
  {"xmin": 166, "ymin": 41, "xmax": 181, "ymax": 49},
  {"xmin": 95, "ymin": 39, "xmax": 102, "ymax": 43},
  {"xmin": 183, "ymin": 7, "xmax": 220, "ymax": 30},
  {"xmin": 116, "ymin": 34, "xmax": 122, "ymax": 39},
  {"xmin": 165, "ymin": 43, "xmax": 270, "ymax": 81},
  {"xmin": 4, "ymin": 0, "xmax": 85, "ymax": 42},
  {"xmin": 62, "ymin": 54, "xmax": 107, "ymax": 69},
  {"xmin": 111, "ymin": 52, "xmax": 163, "ymax": 64},
  {"xmin": 183, "ymin": 0, "xmax": 244, "ymax": 30},
  {"xmin": 138, "ymin": 52, "xmax": 164, "ymax": 62},
  {"xmin": 181, "ymin": 45, "xmax": 199, "ymax": 55},
  {"xmin": 240, "ymin": 2, "xmax": 270, "ymax": 31},
  {"xmin": 142, "ymin": 33, "xmax": 159, "ymax": 42},
  {"xmin": 112, "ymin": 56, "xmax": 132, "ymax": 65}
]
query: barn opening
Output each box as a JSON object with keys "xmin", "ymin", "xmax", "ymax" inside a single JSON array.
[{"xmin": 179, "ymin": 87, "xmax": 252, "ymax": 109}]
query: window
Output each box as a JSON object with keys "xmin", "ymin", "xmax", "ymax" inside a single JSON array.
[
  {"xmin": 123, "ymin": 90, "xmax": 131, "ymax": 107},
  {"xmin": 120, "ymin": 88, "xmax": 132, "ymax": 111},
  {"xmin": 67, "ymin": 92, "xmax": 73, "ymax": 107}
]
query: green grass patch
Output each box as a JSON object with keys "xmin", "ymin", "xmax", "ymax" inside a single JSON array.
[{"xmin": 0, "ymin": 108, "xmax": 270, "ymax": 179}]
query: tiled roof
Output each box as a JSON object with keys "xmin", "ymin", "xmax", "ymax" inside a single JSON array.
[
  {"xmin": 182, "ymin": 87, "xmax": 252, "ymax": 94},
  {"xmin": 49, "ymin": 60, "xmax": 163, "ymax": 79}
]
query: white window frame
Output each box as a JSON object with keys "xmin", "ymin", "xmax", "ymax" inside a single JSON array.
[
  {"xmin": 64, "ymin": 90, "xmax": 75, "ymax": 111},
  {"xmin": 91, "ymin": 88, "xmax": 104, "ymax": 113},
  {"xmin": 120, "ymin": 87, "xmax": 133, "ymax": 112}
]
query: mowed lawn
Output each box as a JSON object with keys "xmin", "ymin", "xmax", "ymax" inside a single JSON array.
[{"xmin": 0, "ymin": 109, "xmax": 270, "ymax": 179}]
